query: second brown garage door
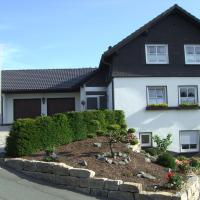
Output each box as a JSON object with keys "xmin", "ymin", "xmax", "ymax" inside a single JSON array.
[
  {"xmin": 14, "ymin": 99, "xmax": 41, "ymax": 121},
  {"xmin": 47, "ymin": 98, "xmax": 75, "ymax": 116}
]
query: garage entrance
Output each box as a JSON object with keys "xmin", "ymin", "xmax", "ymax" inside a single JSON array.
[
  {"xmin": 13, "ymin": 99, "xmax": 41, "ymax": 120},
  {"xmin": 47, "ymin": 98, "xmax": 75, "ymax": 116}
]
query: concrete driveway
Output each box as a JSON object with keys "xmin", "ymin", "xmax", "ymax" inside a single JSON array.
[{"xmin": 0, "ymin": 167, "xmax": 99, "ymax": 200}]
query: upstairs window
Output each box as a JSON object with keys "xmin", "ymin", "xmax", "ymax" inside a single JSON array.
[
  {"xmin": 147, "ymin": 86, "xmax": 167, "ymax": 105},
  {"xmin": 179, "ymin": 86, "xmax": 198, "ymax": 105},
  {"xmin": 184, "ymin": 45, "xmax": 200, "ymax": 64},
  {"xmin": 145, "ymin": 44, "xmax": 169, "ymax": 64}
]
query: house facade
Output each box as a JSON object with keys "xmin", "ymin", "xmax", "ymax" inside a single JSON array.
[{"xmin": 2, "ymin": 4, "xmax": 200, "ymax": 153}]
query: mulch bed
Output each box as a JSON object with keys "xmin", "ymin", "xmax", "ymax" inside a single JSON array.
[{"xmin": 24, "ymin": 136, "xmax": 172, "ymax": 191}]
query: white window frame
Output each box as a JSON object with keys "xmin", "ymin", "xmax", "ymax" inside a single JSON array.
[
  {"xmin": 86, "ymin": 95, "xmax": 104, "ymax": 110},
  {"xmin": 145, "ymin": 44, "xmax": 169, "ymax": 64},
  {"xmin": 184, "ymin": 45, "xmax": 200, "ymax": 65},
  {"xmin": 180, "ymin": 130, "xmax": 199, "ymax": 153},
  {"xmin": 178, "ymin": 86, "xmax": 198, "ymax": 105},
  {"xmin": 147, "ymin": 86, "xmax": 167, "ymax": 105},
  {"xmin": 140, "ymin": 132, "xmax": 152, "ymax": 147}
]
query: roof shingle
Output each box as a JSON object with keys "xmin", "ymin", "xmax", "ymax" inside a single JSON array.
[{"xmin": 2, "ymin": 68, "xmax": 97, "ymax": 93}]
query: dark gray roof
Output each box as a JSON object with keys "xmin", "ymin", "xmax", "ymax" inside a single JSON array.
[
  {"xmin": 2, "ymin": 68, "xmax": 97, "ymax": 93},
  {"xmin": 103, "ymin": 4, "xmax": 200, "ymax": 57}
]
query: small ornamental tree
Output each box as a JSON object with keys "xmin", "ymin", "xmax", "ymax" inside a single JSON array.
[
  {"xmin": 107, "ymin": 124, "xmax": 121, "ymax": 157},
  {"xmin": 153, "ymin": 134, "xmax": 172, "ymax": 154}
]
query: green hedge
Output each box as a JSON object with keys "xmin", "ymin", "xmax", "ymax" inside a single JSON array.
[{"xmin": 6, "ymin": 110, "xmax": 126, "ymax": 157}]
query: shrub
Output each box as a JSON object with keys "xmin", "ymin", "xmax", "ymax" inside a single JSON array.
[
  {"xmin": 128, "ymin": 128, "xmax": 136, "ymax": 134},
  {"xmin": 96, "ymin": 130, "xmax": 105, "ymax": 136},
  {"xmin": 177, "ymin": 162, "xmax": 190, "ymax": 173},
  {"xmin": 87, "ymin": 133, "xmax": 95, "ymax": 138},
  {"xmin": 190, "ymin": 157, "xmax": 200, "ymax": 168},
  {"xmin": 130, "ymin": 138, "xmax": 139, "ymax": 145},
  {"xmin": 166, "ymin": 171, "xmax": 183, "ymax": 190},
  {"xmin": 45, "ymin": 146, "xmax": 55, "ymax": 156},
  {"xmin": 6, "ymin": 110, "xmax": 126, "ymax": 157},
  {"xmin": 153, "ymin": 134, "xmax": 172, "ymax": 154},
  {"xmin": 148, "ymin": 103, "xmax": 168, "ymax": 108},
  {"xmin": 176, "ymin": 155, "xmax": 188, "ymax": 161},
  {"xmin": 157, "ymin": 152, "xmax": 176, "ymax": 169},
  {"xmin": 145, "ymin": 147, "xmax": 158, "ymax": 156}
]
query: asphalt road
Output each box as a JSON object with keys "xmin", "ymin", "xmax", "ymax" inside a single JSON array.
[{"xmin": 0, "ymin": 167, "xmax": 99, "ymax": 200}]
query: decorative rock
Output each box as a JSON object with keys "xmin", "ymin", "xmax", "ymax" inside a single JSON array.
[
  {"xmin": 106, "ymin": 159, "xmax": 113, "ymax": 164},
  {"xmin": 69, "ymin": 168, "xmax": 95, "ymax": 178},
  {"xmin": 108, "ymin": 191, "xmax": 134, "ymax": 200},
  {"xmin": 119, "ymin": 161, "xmax": 126, "ymax": 165},
  {"xmin": 122, "ymin": 153, "xmax": 128, "ymax": 158},
  {"xmin": 96, "ymin": 155, "xmax": 107, "ymax": 162},
  {"xmin": 89, "ymin": 177, "xmax": 107, "ymax": 189},
  {"xmin": 78, "ymin": 160, "xmax": 88, "ymax": 166},
  {"xmin": 139, "ymin": 171, "xmax": 156, "ymax": 180},
  {"xmin": 104, "ymin": 179, "xmax": 123, "ymax": 191},
  {"xmin": 113, "ymin": 161, "xmax": 118, "ymax": 165},
  {"xmin": 93, "ymin": 143, "xmax": 102, "ymax": 148},
  {"xmin": 118, "ymin": 152, "xmax": 123, "ymax": 157},
  {"xmin": 145, "ymin": 157, "xmax": 151, "ymax": 163},
  {"xmin": 90, "ymin": 188, "xmax": 108, "ymax": 198},
  {"xmin": 119, "ymin": 182, "xmax": 142, "ymax": 193}
]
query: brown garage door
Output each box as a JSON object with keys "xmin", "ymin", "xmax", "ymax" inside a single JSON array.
[
  {"xmin": 47, "ymin": 98, "xmax": 75, "ymax": 116},
  {"xmin": 14, "ymin": 99, "xmax": 41, "ymax": 120}
]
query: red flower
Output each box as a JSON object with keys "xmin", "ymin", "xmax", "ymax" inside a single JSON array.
[{"xmin": 166, "ymin": 171, "xmax": 174, "ymax": 180}]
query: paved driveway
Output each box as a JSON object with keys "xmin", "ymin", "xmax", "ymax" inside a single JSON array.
[{"xmin": 0, "ymin": 167, "xmax": 99, "ymax": 200}]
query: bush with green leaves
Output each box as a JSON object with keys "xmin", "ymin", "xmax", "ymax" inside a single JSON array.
[
  {"xmin": 157, "ymin": 152, "xmax": 176, "ymax": 169},
  {"xmin": 145, "ymin": 147, "xmax": 158, "ymax": 156},
  {"xmin": 107, "ymin": 124, "xmax": 122, "ymax": 158},
  {"xmin": 130, "ymin": 138, "xmax": 139, "ymax": 145},
  {"xmin": 127, "ymin": 128, "xmax": 136, "ymax": 134},
  {"xmin": 166, "ymin": 172, "xmax": 183, "ymax": 190},
  {"xmin": 190, "ymin": 157, "xmax": 200, "ymax": 168},
  {"xmin": 153, "ymin": 134, "xmax": 172, "ymax": 154},
  {"xmin": 6, "ymin": 110, "xmax": 126, "ymax": 157}
]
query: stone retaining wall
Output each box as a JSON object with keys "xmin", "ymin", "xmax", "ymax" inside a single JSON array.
[{"xmin": 0, "ymin": 158, "xmax": 199, "ymax": 200}]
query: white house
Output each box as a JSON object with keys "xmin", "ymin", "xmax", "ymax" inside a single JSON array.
[{"xmin": 2, "ymin": 4, "xmax": 200, "ymax": 153}]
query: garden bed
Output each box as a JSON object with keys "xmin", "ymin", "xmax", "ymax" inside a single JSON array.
[{"xmin": 24, "ymin": 136, "xmax": 178, "ymax": 192}]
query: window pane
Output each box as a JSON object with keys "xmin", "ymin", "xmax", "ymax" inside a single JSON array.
[
  {"xmin": 141, "ymin": 135, "xmax": 150, "ymax": 144},
  {"xmin": 156, "ymin": 89, "xmax": 164, "ymax": 98},
  {"xmin": 157, "ymin": 46, "xmax": 166, "ymax": 54},
  {"xmin": 186, "ymin": 46, "xmax": 194, "ymax": 54},
  {"xmin": 180, "ymin": 88, "xmax": 187, "ymax": 97},
  {"xmin": 147, "ymin": 46, "xmax": 156, "ymax": 54},
  {"xmin": 190, "ymin": 144, "xmax": 197, "ymax": 149},
  {"xmin": 182, "ymin": 144, "xmax": 189, "ymax": 149},
  {"xmin": 188, "ymin": 88, "xmax": 195, "ymax": 97},
  {"xmin": 195, "ymin": 47, "xmax": 200, "ymax": 54},
  {"xmin": 87, "ymin": 97, "xmax": 98, "ymax": 110},
  {"xmin": 149, "ymin": 89, "xmax": 156, "ymax": 98}
]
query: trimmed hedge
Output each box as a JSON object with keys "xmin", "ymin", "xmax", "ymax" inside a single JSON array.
[{"xmin": 6, "ymin": 110, "xmax": 126, "ymax": 157}]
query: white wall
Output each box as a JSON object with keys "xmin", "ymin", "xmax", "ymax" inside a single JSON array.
[
  {"xmin": 107, "ymin": 82, "xmax": 113, "ymax": 110},
  {"xmin": 3, "ymin": 92, "xmax": 80, "ymax": 124},
  {"xmin": 113, "ymin": 77, "xmax": 200, "ymax": 152}
]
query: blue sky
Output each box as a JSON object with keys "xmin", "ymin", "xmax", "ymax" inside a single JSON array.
[{"xmin": 0, "ymin": 0, "xmax": 199, "ymax": 69}]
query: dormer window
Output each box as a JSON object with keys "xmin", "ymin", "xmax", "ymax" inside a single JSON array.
[
  {"xmin": 184, "ymin": 45, "xmax": 200, "ymax": 64},
  {"xmin": 145, "ymin": 44, "xmax": 169, "ymax": 64}
]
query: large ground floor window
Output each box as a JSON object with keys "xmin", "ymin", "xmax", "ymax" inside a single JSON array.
[{"xmin": 180, "ymin": 130, "xmax": 199, "ymax": 153}]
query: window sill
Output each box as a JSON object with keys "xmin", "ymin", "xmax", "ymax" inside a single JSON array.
[{"xmin": 146, "ymin": 106, "xmax": 200, "ymax": 110}]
